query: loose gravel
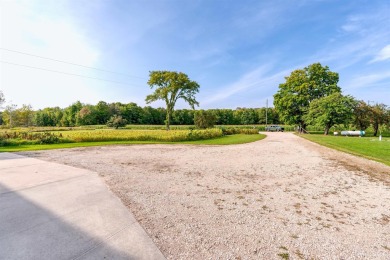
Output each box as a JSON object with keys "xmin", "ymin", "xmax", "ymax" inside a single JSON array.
[{"xmin": 20, "ymin": 132, "xmax": 390, "ymax": 259}]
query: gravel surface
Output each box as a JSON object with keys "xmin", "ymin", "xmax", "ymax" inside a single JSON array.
[{"xmin": 20, "ymin": 132, "xmax": 390, "ymax": 259}]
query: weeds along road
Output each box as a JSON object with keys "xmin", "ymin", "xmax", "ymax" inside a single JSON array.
[{"xmin": 20, "ymin": 132, "xmax": 390, "ymax": 259}]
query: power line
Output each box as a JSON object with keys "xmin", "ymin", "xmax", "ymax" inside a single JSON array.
[
  {"xmin": 0, "ymin": 47, "xmax": 147, "ymax": 80},
  {"xmin": 0, "ymin": 60, "xmax": 143, "ymax": 86}
]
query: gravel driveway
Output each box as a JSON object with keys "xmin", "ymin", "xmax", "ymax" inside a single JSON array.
[{"xmin": 20, "ymin": 132, "xmax": 390, "ymax": 259}]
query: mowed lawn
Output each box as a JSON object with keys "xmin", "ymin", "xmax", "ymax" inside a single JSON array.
[{"xmin": 300, "ymin": 134, "xmax": 390, "ymax": 166}]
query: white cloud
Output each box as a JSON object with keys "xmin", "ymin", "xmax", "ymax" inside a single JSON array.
[
  {"xmin": 344, "ymin": 71, "xmax": 390, "ymax": 90},
  {"xmin": 312, "ymin": 8, "xmax": 390, "ymax": 70},
  {"xmin": 341, "ymin": 15, "xmax": 363, "ymax": 33},
  {"xmin": 370, "ymin": 45, "xmax": 390, "ymax": 63}
]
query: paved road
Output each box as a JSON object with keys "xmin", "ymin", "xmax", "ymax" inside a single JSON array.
[{"xmin": 0, "ymin": 152, "xmax": 165, "ymax": 260}]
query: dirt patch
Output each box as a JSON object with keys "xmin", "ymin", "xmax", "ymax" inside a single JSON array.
[{"xmin": 20, "ymin": 132, "xmax": 390, "ymax": 259}]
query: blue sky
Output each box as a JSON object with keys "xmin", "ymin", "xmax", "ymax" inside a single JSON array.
[{"xmin": 0, "ymin": 0, "xmax": 389, "ymax": 110}]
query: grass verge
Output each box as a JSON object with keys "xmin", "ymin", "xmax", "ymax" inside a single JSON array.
[
  {"xmin": 0, "ymin": 134, "xmax": 266, "ymax": 152},
  {"xmin": 299, "ymin": 134, "xmax": 390, "ymax": 166}
]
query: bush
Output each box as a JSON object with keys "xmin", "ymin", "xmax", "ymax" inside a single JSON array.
[
  {"xmin": 219, "ymin": 127, "xmax": 259, "ymax": 135},
  {"xmin": 106, "ymin": 115, "xmax": 127, "ymax": 129},
  {"xmin": 0, "ymin": 131, "xmax": 62, "ymax": 146}
]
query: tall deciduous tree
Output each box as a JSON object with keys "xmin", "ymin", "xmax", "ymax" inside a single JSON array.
[
  {"xmin": 274, "ymin": 63, "xmax": 341, "ymax": 130},
  {"xmin": 370, "ymin": 103, "xmax": 389, "ymax": 136},
  {"xmin": 17, "ymin": 104, "xmax": 34, "ymax": 126},
  {"xmin": 146, "ymin": 71, "xmax": 199, "ymax": 130},
  {"xmin": 353, "ymin": 101, "xmax": 371, "ymax": 130},
  {"xmin": 304, "ymin": 93, "xmax": 356, "ymax": 135},
  {"xmin": 2, "ymin": 104, "xmax": 17, "ymax": 127}
]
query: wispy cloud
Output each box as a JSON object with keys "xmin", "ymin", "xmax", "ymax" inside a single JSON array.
[
  {"xmin": 344, "ymin": 71, "xmax": 390, "ymax": 90},
  {"xmin": 203, "ymin": 65, "xmax": 289, "ymax": 106},
  {"xmin": 370, "ymin": 45, "xmax": 390, "ymax": 63},
  {"xmin": 313, "ymin": 7, "xmax": 390, "ymax": 69}
]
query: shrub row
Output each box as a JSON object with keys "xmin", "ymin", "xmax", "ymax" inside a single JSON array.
[
  {"xmin": 219, "ymin": 127, "xmax": 259, "ymax": 135},
  {"xmin": 0, "ymin": 131, "xmax": 64, "ymax": 145}
]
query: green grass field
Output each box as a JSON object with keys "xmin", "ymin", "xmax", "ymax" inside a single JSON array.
[
  {"xmin": 299, "ymin": 134, "xmax": 390, "ymax": 166},
  {"xmin": 0, "ymin": 134, "xmax": 266, "ymax": 152}
]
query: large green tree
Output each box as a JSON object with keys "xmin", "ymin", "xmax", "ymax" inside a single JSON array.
[
  {"xmin": 304, "ymin": 93, "xmax": 356, "ymax": 135},
  {"xmin": 353, "ymin": 100, "xmax": 371, "ymax": 130},
  {"xmin": 274, "ymin": 63, "xmax": 341, "ymax": 130},
  {"xmin": 61, "ymin": 101, "xmax": 83, "ymax": 126},
  {"xmin": 146, "ymin": 71, "xmax": 200, "ymax": 130},
  {"xmin": 77, "ymin": 105, "xmax": 97, "ymax": 125},
  {"xmin": 369, "ymin": 103, "xmax": 389, "ymax": 136},
  {"xmin": 2, "ymin": 104, "xmax": 17, "ymax": 127},
  {"xmin": 16, "ymin": 104, "xmax": 34, "ymax": 126},
  {"xmin": 120, "ymin": 102, "xmax": 143, "ymax": 124}
]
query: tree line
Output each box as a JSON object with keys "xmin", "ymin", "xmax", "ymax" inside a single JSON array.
[{"xmin": 0, "ymin": 100, "xmax": 280, "ymax": 127}]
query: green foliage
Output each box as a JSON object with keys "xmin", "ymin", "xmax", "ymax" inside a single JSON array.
[
  {"xmin": 94, "ymin": 101, "xmax": 111, "ymax": 124},
  {"xmin": 145, "ymin": 71, "xmax": 200, "ymax": 130},
  {"xmin": 34, "ymin": 107, "xmax": 63, "ymax": 126},
  {"xmin": 209, "ymin": 109, "xmax": 235, "ymax": 124},
  {"xmin": 172, "ymin": 109, "xmax": 194, "ymax": 125},
  {"xmin": 274, "ymin": 63, "xmax": 341, "ymax": 128},
  {"xmin": 182, "ymin": 134, "xmax": 266, "ymax": 145},
  {"xmin": 219, "ymin": 127, "xmax": 259, "ymax": 135},
  {"xmin": 352, "ymin": 101, "xmax": 371, "ymax": 130},
  {"xmin": 351, "ymin": 101, "xmax": 389, "ymax": 136},
  {"xmin": 0, "ymin": 131, "xmax": 62, "ymax": 145},
  {"xmin": 1, "ymin": 104, "xmax": 34, "ymax": 127},
  {"xmin": 370, "ymin": 103, "xmax": 389, "ymax": 136},
  {"xmin": 233, "ymin": 108, "xmax": 258, "ymax": 124},
  {"xmin": 304, "ymin": 93, "xmax": 356, "ymax": 135},
  {"xmin": 9, "ymin": 99, "xmax": 283, "ymax": 128},
  {"xmin": 141, "ymin": 106, "xmax": 166, "ymax": 124},
  {"xmin": 120, "ymin": 102, "xmax": 143, "ymax": 124},
  {"xmin": 194, "ymin": 110, "xmax": 216, "ymax": 129},
  {"xmin": 106, "ymin": 115, "xmax": 127, "ymax": 129},
  {"xmin": 61, "ymin": 101, "xmax": 83, "ymax": 126},
  {"xmin": 77, "ymin": 105, "xmax": 96, "ymax": 125},
  {"xmin": 256, "ymin": 107, "xmax": 280, "ymax": 124}
]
